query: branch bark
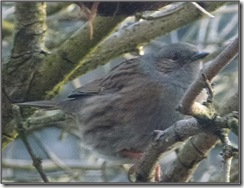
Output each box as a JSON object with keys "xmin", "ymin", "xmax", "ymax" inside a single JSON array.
[
  {"xmin": 49, "ymin": 2, "xmax": 226, "ymax": 97},
  {"xmin": 161, "ymin": 90, "xmax": 239, "ymax": 182},
  {"xmin": 161, "ymin": 133, "xmax": 218, "ymax": 182},
  {"xmin": 2, "ymin": 2, "xmax": 47, "ymax": 148},
  {"xmin": 134, "ymin": 109, "xmax": 238, "ymax": 182},
  {"xmin": 135, "ymin": 118, "xmax": 201, "ymax": 182},
  {"xmin": 27, "ymin": 16, "xmax": 126, "ymax": 100}
]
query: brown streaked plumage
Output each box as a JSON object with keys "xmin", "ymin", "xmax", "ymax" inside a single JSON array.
[{"xmin": 17, "ymin": 43, "xmax": 209, "ymax": 164}]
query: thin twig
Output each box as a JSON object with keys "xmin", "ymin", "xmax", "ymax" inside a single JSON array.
[
  {"xmin": 222, "ymin": 153, "xmax": 233, "ymax": 182},
  {"xmin": 78, "ymin": 2, "xmax": 99, "ymax": 39},
  {"xmin": 221, "ymin": 144, "xmax": 234, "ymax": 182},
  {"xmin": 214, "ymin": 97, "xmax": 239, "ymax": 183},
  {"xmin": 2, "ymin": 158, "xmax": 119, "ymax": 171},
  {"xmin": 218, "ymin": 129, "xmax": 238, "ymax": 182},
  {"xmin": 191, "ymin": 2, "xmax": 215, "ymax": 18},
  {"xmin": 12, "ymin": 105, "xmax": 49, "ymax": 182},
  {"xmin": 32, "ymin": 132, "xmax": 81, "ymax": 181},
  {"xmin": 178, "ymin": 37, "xmax": 239, "ymax": 117}
]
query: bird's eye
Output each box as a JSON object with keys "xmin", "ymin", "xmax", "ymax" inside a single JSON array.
[{"xmin": 171, "ymin": 52, "xmax": 179, "ymax": 61}]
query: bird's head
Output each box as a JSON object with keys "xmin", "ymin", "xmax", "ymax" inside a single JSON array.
[{"xmin": 153, "ymin": 42, "xmax": 209, "ymax": 74}]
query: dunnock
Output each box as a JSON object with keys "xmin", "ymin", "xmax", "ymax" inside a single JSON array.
[{"xmin": 17, "ymin": 43, "xmax": 208, "ymax": 164}]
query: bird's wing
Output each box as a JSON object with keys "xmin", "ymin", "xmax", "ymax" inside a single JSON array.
[
  {"xmin": 68, "ymin": 79, "xmax": 103, "ymax": 98},
  {"xmin": 68, "ymin": 58, "xmax": 143, "ymax": 98},
  {"xmin": 17, "ymin": 58, "xmax": 143, "ymax": 110}
]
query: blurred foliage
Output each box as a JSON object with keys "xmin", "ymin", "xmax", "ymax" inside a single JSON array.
[{"xmin": 2, "ymin": 2, "xmax": 239, "ymax": 183}]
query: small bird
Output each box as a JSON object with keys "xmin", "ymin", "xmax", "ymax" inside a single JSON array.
[{"xmin": 17, "ymin": 43, "xmax": 208, "ymax": 165}]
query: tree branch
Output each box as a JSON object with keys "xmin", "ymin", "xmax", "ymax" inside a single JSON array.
[
  {"xmin": 12, "ymin": 2, "xmax": 47, "ymax": 57},
  {"xmin": 161, "ymin": 90, "xmax": 239, "ymax": 182},
  {"xmin": 161, "ymin": 133, "xmax": 218, "ymax": 182},
  {"xmin": 30, "ymin": 15, "xmax": 126, "ymax": 100},
  {"xmin": 134, "ymin": 110, "xmax": 238, "ymax": 182},
  {"xmin": 2, "ymin": 2, "xmax": 47, "ymax": 148},
  {"xmin": 134, "ymin": 118, "xmax": 201, "ymax": 182},
  {"xmin": 49, "ymin": 2, "xmax": 225, "ymax": 97},
  {"xmin": 12, "ymin": 105, "xmax": 49, "ymax": 182},
  {"xmin": 177, "ymin": 37, "xmax": 239, "ymax": 117},
  {"xmin": 2, "ymin": 159, "xmax": 119, "ymax": 171}
]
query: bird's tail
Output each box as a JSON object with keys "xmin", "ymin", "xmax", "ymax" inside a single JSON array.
[{"xmin": 15, "ymin": 100, "xmax": 59, "ymax": 110}]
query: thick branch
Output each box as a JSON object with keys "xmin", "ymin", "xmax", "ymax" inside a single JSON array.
[
  {"xmin": 12, "ymin": 2, "xmax": 47, "ymax": 56},
  {"xmin": 161, "ymin": 91, "xmax": 239, "ymax": 182},
  {"xmin": 161, "ymin": 133, "xmax": 218, "ymax": 182},
  {"xmin": 49, "ymin": 2, "xmax": 225, "ymax": 97},
  {"xmin": 32, "ymin": 16, "xmax": 125, "ymax": 100},
  {"xmin": 135, "ymin": 118, "xmax": 201, "ymax": 182},
  {"xmin": 134, "ymin": 87, "xmax": 239, "ymax": 182},
  {"xmin": 2, "ymin": 2, "xmax": 47, "ymax": 148}
]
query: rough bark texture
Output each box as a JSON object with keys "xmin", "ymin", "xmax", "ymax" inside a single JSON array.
[{"xmin": 2, "ymin": 2, "xmax": 47, "ymax": 148}]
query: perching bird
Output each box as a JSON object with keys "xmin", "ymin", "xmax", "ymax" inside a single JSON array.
[{"xmin": 17, "ymin": 43, "xmax": 208, "ymax": 165}]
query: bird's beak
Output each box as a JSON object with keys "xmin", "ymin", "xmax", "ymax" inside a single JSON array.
[{"xmin": 191, "ymin": 52, "xmax": 209, "ymax": 61}]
